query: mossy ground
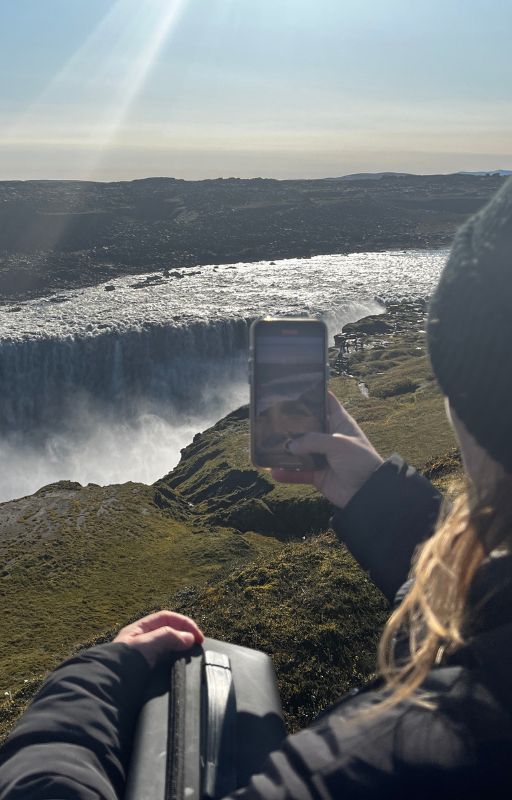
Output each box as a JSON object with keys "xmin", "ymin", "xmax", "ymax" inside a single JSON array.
[
  {"xmin": 0, "ymin": 300, "xmax": 463, "ymax": 742},
  {"xmin": 0, "ymin": 482, "xmax": 278, "ymax": 740},
  {"xmin": 173, "ymin": 533, "xmax": 388, "ymax": 730}
]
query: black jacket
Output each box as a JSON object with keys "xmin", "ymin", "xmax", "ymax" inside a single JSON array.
[{"xmin": 2, "ymin": 455, "xmax": 512, "ymax": 798}]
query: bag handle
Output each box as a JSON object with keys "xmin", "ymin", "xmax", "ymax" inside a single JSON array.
[{"xmin": 202, "ymin": 651, "xmax": 237, "ymax": 798}]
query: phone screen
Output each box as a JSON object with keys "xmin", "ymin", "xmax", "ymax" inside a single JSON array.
[{"xmin": 251, "ymin": 320, "xmax": 327, "ymax": 469}]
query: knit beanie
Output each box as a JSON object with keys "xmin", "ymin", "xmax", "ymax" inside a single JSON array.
[{"xmin": 427, "ymin": 177, "xmax": 512, "ymax": 473}]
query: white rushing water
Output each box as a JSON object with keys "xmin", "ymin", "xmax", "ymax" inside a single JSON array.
[
  {"xmin": 0, "ymin": 249, "xmax": 448, "ymax": 502},
  {"xmin": 1, "ymin": 249, "xmax": 447, "ymax": 341}
]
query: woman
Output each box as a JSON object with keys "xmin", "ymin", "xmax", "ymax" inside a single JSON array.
[{"xmin": 1, "ymin": 179, "xmax": 512, "ymax": 798}]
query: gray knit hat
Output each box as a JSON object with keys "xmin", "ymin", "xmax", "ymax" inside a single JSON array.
[{"xmin": 427, "ymin": 177, "xmax": 512, "ymax": 473}]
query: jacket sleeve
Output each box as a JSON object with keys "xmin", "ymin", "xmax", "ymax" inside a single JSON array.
[
  {"xmin": 331, "ymin": 454, "xmax": 443, "ymax": 602},
  {"xmin": 0, "ymin": 642, "xmax": 151, "ymax": 800},
  {"xmin": 226, "ymin": 668, "xmax": 483, "ymax": 800},
  {"xmin": 226, "ymin": 688, "xmax": 403, "ymax": 800}
]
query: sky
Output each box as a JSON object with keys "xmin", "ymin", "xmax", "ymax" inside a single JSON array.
[{"xmin": 0, "ymin": 0, "xmax": 511, "ymax": 181}]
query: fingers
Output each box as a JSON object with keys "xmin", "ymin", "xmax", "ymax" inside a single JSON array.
[
  {"xmin": 136, "ymin": 610, "xmax": 204, "ymax": 642},
  {"xmin": 114, "ymin": 610, "xmax": 205, "ymax": 667},
  {"xmin": 126, "ymin": 626, "xmax": 198, "ymax": 667},
  {"xmin": 138, "ymin": 626, "xmax": 196, "ymax": 655},
  {"xmin": 271, "ymin": 468, "xmax": 316, "ymax": 484},
  {"xmin": 287, "ymin": 431, "xmax": 348, "ymax": 457}
]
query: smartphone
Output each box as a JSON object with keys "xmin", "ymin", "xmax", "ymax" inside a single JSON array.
[{"xmin": 250, "ymin": 318, "xmax": 328, "ymax": 470}]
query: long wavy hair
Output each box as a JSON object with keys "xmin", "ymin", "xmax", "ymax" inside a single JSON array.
[{"xmin": 378, "ymin": 475, "xmax": 512, "ymax": 707}]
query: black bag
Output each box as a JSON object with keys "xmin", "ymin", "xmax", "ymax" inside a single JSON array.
[{"xmin": 125, "ymin": 637, "xmax": 286, "ymax": 800}]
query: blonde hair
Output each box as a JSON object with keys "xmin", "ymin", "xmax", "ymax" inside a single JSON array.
[{"xmin": 378, "ymin": 475, "xmax": 512, "ymax": 708}]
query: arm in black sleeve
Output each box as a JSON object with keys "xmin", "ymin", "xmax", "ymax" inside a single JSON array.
[
  {"xmin": 0, "ymin": 642, "xmax": 151, "ymax": 800},
  {"xmin": 331, "ymin": 454, "xmax": 443, "ymax": 602}
]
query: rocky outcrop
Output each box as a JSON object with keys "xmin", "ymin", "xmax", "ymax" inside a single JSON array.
[{"xmin": 332, "ymin": 300, "xmax": 428, "ymax": 377}]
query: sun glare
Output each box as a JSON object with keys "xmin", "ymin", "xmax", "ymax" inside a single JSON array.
[
  {"xmin": 95, "ymin": 0, "xmax": 188, "ymax": 148},
  {"xmin": 9, "ymin": 0, "xmax": 188, "ymax": 178}
]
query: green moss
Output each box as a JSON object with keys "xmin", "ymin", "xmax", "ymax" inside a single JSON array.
[
  {"xmin": 173, "ymin": 532, "xmax": 389, "ymax": 730},
  {"xmin": 0, "ymin": 481, "xmax": 278, "ymax": 703}
]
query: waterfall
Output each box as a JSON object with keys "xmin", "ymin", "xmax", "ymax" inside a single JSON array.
[
  {"xmin": 0, "ymin": 305, "xmax": 378, "ymax": 502},
  {"xmin": 0, "ymin": 317, "xmax": 250, "ymax": 434},
  {"xmin": 0, "ymin": 248, "xmax": 446, "ymax": 500}
]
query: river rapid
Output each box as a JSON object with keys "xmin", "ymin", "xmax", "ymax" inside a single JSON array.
[{"xmin": 0, "ymin": 249, "xmax": 447, "ymax": 502}]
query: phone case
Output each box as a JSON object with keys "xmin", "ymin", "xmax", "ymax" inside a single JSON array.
[{"xmin": 124, "ymin": 638, "xmax": 286, "ymax": 800}]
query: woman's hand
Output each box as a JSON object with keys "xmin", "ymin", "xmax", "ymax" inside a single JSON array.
[
  {"xmin": 114, "ymin": 610, "xmax": 204, "ymax": 668},
  {"xmin": 272, "ymin": 392, "xmax": 383, "ymax": 509}
]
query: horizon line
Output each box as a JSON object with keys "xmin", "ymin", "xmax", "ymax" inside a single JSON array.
[{"xmin": 1, "ymin": 169, "xmax": 511, "ymax": 185}]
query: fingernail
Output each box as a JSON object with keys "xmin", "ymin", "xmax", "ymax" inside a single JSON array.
[{"xmin": 181, "ymin": 632, "xmax": 195, "ymax": 646}]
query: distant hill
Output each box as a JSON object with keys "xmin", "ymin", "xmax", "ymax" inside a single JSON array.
[
  {"xmin": 337, "ymin": 170, "xmax": 512, "ymax": 181},
  {"xmin": 333, "ymin": 172, "xmax": 412, "ymax": 181},
  {"xmin": 458, "ymin": 170, "xmax": 512, "ymax": 177},
  {"xmin": 0, "ymin": 172, "xmax": 507, "ymax": 303}
]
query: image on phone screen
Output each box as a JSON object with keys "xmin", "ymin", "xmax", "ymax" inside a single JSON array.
[{"xmin": 252, "ymin": 325, "xmax": 326, "ymax": 468}]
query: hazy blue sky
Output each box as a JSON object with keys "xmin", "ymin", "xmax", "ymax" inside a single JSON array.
[{"xmin": 1, "ymin": 0, "xmax": 511, "ymax": 180}]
